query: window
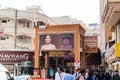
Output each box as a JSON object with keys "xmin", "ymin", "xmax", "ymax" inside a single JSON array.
[
  {"xmin": 23, "ymin": 21, "xmax": 30, "ymax": 28},
  {"xmin": 23, "ymin": 37, "xmax": 31, "ymax": 43},
  {"xmin": 0, "ymin": 37, "xmax": 6, "ymax": 40},
  {"xmin": 6, "ymin": 37, "xmax": 9, "ymax": 39},
  {"xmin": 26, "ymin": 22, "xmax": 30, "ymax": 27},
  {"xmin": 8, "ymin": 20, "xmax": 10, "ymax": 22},
  {"xmin": 17, "ymin": 36, "xmax": 31, "ymax": 43},
  {"xmin": 2, "ymin": 20, "xmax": 7, "ymax": 23}
]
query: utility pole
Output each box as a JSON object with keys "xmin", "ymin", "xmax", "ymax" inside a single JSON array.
[{"xmin": 14, "ymin": 10, "xmax": 17, "ymax": 49}]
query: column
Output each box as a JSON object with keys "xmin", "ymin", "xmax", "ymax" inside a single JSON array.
[{"xmin": 45, "ymin": 51, "xmax": 49, "ymax": 78}]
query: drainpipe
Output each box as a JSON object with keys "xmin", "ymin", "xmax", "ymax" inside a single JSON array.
[{"xmin": 14, "ymin": 10, "xmax": 17, "ymax": 49}]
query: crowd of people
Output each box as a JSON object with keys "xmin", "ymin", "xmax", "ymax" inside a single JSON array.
[{"xmin": 49, "ymin": 67, "xmax": 120, "ymax": 80}]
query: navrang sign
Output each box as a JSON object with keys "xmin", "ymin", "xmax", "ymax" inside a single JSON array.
[{"xmin": 0, "ymin": 51, "xmax": 34, "ymax": 63}]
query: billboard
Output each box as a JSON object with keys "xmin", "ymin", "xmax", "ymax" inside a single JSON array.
[{"xmin": 39, "ymin": 33, "xmax": 74, "ymax": 50}]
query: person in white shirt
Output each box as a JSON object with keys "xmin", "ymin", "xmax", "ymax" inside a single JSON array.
[
  {"xmin": 60, "ymin": 68, "xmax": 66, "ymax": 80},
  {"xmin": 55, "ymin": 68, "xmax": 61, "ymax": 80},
  {"xmin": 73, "ymin": 68, "xmax": 81, "ymax": 80}
]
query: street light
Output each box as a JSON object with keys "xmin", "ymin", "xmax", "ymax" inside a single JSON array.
[{"xmin": 39, "ymin": 51, "xmax": 42, "ymax": 56}]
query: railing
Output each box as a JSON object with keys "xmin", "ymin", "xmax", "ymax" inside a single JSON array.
[
  {"xmin": 2, "ymin": 27, "xmax": 34, "ymax": 36},
  {"xmin": 16, "ymin": 43, "xmax": 33, "ymax": 50},
  {"xmin": 16, "ymin": 27, "xmax": 34, "ymax": 36},
  {"xmin": 0, "ymin": 42, "xmax": 14, "ymax": 49}
]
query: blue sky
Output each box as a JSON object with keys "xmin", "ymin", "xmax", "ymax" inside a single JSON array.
[{"xmin": 0, "ymin": 0, "xmax": 100, "ymax": 25}]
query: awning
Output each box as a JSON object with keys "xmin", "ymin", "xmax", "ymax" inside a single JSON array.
[{"xmin": 108, "ymin": 11, "xmax": 120, "ymax": 31}]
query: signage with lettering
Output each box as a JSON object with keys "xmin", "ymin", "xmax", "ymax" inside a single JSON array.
[
  {"xmin": 39, "ymin": 33, "xmax": 74, "ymax": 50},
  {"xmin": 0, "ymin": 51, "xmax": 34, "ymax": 63},
  {"xmin": 84, "ymin": 36, "xmax": 98, "ymax": 53}
]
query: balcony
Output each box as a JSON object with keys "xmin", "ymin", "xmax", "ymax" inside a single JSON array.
[
  {"xmin": 2, "ymin": 26, "xmax": 34, "ymax": 37},
  {"xmin": 16, "ymin": 27, "xmax": 34, "ymax": 36},
  {"xmin": 101, "ymin": 0, "xmax": 120, "ymax": 26},
  {"xmin": 0, "ymin": 41, "xmax": 14, "ymax": 49}
]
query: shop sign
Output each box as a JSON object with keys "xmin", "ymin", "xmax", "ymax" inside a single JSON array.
[
  {"xmin": 0, "ymin": 51, "xmax": 34, "ymax": 63},
  {"xmin": 84, "ymin": 36, "xmax": 98, "ymax": 53},
  {"xmin": 33, "ymin": 69, "xmax": 40, "ymax": 76},
  {"xmin": 74, "ymin": 61, "xmax": 80, "ymax": 67},
  {"xmin": 115, "ymin": 43, "xmax": 120, "ymax": 57}
]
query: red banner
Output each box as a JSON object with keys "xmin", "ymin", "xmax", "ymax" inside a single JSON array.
[{"xmin": 0, "ymin": 51, "xmax": 34, "ymax": 63}]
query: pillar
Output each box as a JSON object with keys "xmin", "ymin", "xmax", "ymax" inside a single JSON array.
[
  {"xmin": 45, "ymin": 52, "xmax": 49, "ymax": 78},
  {"xmin": 80, "ymin": 53, "xmax": 86, "ymax": 68},
  {"xmin": 34, "ymin": 28, "xmax": 40, "ymax": 75}
]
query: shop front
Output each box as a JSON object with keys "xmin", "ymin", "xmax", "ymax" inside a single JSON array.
[
  {"xmin": 101, "ymin": 2, "xmax": 120, "ymax": 73},
  {"xmin": 33, "ymin": 24, "xmax": 85, "ymax": 78},
  {"xmin": 0, "ymin": 51, "xmax": 34, "ymax": 76}
]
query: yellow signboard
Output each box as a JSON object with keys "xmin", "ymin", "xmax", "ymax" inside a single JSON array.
[{"xmin": 115, "ymin": 43, "xmax": 120, "ymax": 57}]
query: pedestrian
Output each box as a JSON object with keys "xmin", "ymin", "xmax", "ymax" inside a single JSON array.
[
  {"xmin": 85, "ymin": 69, "xmax": 89, "ymax": 79},
  {"xmin": 92, "ymin": 72, "xmax": 98, "ymax": 80},
  {"xmin": 49, "ymin": 66, "xmax": 55, "ymax": 79},
  {"xmin": 86, "ymin": 71, "xmax": 93, "ymax": 80},
  {"xmin": 73, "ymin": 68, "xmax": 81, "ymax": 80},
  {"xmin": 104, "ymin": 72, "xmax": 111, "ymax": 80},
  {"xmin": 112, "ymin": 70, "xmax": 120, "ymax": 80},
  {"xmin": 100, "ymin": 72, "xmax": 106, "ymax": 80},
  {"xmin": 60, "ymin": 68, "xmax": 66, "ymax": 80},
  {"xmin": 55, "ymin": 67, "xmax": 61, "ymax": 80},
  {"xmin": 63, "ymin": 69, "xmax": 74, "ymax": 80},
  {"xmin": 79, "ymin": 69, "xmax": 85, "ymax": 80}
]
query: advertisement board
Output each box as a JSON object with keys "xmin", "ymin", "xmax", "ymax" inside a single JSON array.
[{"xmin": 39, "ymin": 33, "xmax": 74, "ymax": 50}]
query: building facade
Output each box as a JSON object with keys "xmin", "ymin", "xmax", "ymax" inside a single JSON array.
[
  {"xmin": 0, "ymin": 6, "xmax": 56, "ymax": 75},
  {"xmin": 100, "ymin": 0, "xmax": 120, "ymax": 72}
]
